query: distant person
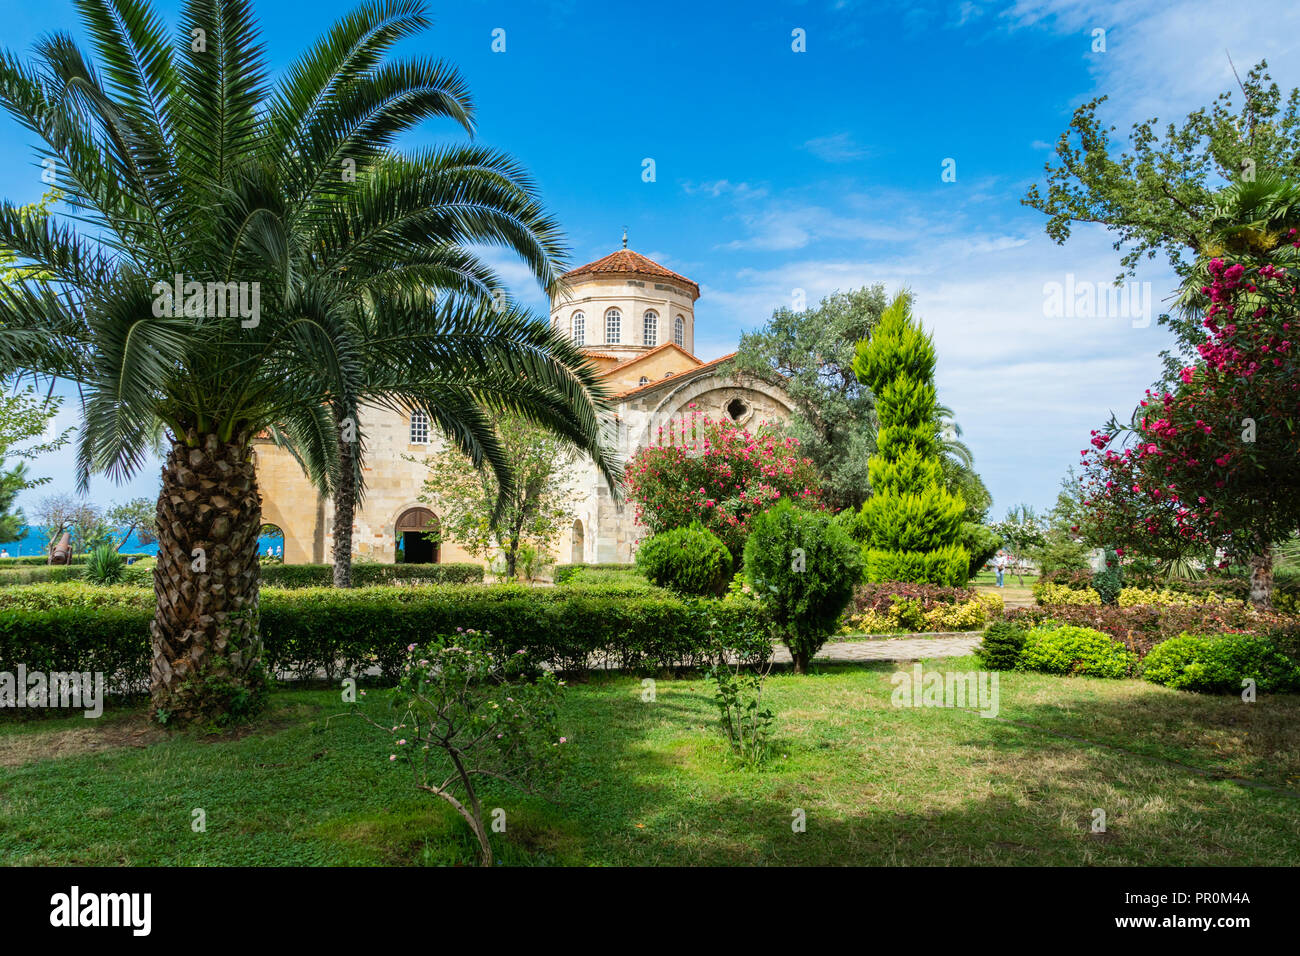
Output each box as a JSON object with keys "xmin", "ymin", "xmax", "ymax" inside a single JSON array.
[
  {"xmin": 275, "ymin": 545, "xmax": 282, "ymax": 558},
  {"xmin": 994, "ymin": 550, "xmax": 1008, "ymax": 588},
  {"xmin": 266, "ymin": 545, "xmax": 274, "ymax": 558},
  {"xmin": 0, "ymin": 549, "xmax": 9, "ymax": 558}
]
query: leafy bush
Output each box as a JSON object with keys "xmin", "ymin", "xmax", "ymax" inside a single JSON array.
[
  {"xmin": 744, "ymin": 502, "xmax": 861, "ymax": 672},
  {"xmin": 1092, "ymin": 551, "xmax": 1124, "ymax": 605},
  {"xmin": 1033, "ymin": 582, "xmax": 1102, "ymax": 606},
  {"xmin": 976, "ymin": 621, "xmax": 1027, "ymax": 670},
  {"xmin": 635, "ymin": 523, "xmax": 733, "ymax": 596},
  {"xmin": 259, "ymin": 562, "xmax": 484, "ymax": 587},
  {"xmin": 1034, "ymin": 538, "xmax": 1092, "ymax": 575},
  {"xmin": 961, "ymin": 522, "xmax": 1002, "ymax": 579},
  {"xmin": 839, "ymin": 581, "xmax": 995, "ymax": 634},
  {"xmin": 355, "ymin": 631, "xmax": 565, "ymax": 866},
  {"xmin": 1039, "ymin": 568, "xmax": 1094, "ymax": 590},
  {"xmin": 1116, "ymin": 586, "xmax": 1228, "ymax": 607},
  {"xmin": 1004, "ymin": 603, "xmax": 1300, "ymax": 661},
  {"xmin": 1141, "ymin": 633, "xmax": 1300, "ymax": 694},
  {"xmin": 0, "ymin": 583, "xmax": 765, "ymax": 703},
  {"xmin": 85, "ymin": 544, "xmax": 125, "ymax": 585},
  {"xmin": 1017, "ymin": 624, "xmax": 1137, "ymax": 678}
]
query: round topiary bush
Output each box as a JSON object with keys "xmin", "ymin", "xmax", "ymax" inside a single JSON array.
[
  {"xmin": 743, "ymin": 501, "xmax": 862, "ymax": 673},
  {"xmin": 635, "ymin": 522, "xmax": 733, "ymax": 597},
  {"xmin": 1017, "ymin": 624, "xmax": 1136, "ymax": 678},
  {"xmin": 1141, "ymin": 632, "xmax": 1300, "ymax": 693},
  {"xmin": 976, "ymin": 621, "xmax": 1027, "ymax": 670}
]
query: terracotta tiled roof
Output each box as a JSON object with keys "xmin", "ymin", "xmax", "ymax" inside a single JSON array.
[
  {"xmin": 598, "ymin": 342, "xmax": 700, "ymax": 373},
  {"xmin": 613, "ymin": 351, "xmax": 738, "ymax": 398},
  {"xmin": 563, "ymin": 249, "xmax": 700, "ymax": 298}
]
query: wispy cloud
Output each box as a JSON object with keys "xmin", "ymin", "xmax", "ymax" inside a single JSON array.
[{"xmin": 801, "ymin": 132, "xmax": 870, "ymax": 163}]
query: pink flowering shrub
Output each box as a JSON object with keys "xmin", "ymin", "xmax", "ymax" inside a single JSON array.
[
  {"xmin": 1077, "ymin": 255, "xmax": 1300, "ymax": 599},
  {"xmin": 624, "ymin": 405, "xmax": 823, "ymax": 560}
]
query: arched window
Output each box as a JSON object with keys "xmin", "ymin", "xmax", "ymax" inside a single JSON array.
[
  {"xmin": 638, "ymin": 376, "xmax": 649, "ymax": 386},
  {"xmin": 571, "ymin": 311, "xmax": 585, "ymax": 345},
  {"xmin": 605, "ymin": 308, "xmax": 621, "ymax": 344},
  {"xmin": 409, "ymin": 409, "xmax": 429, "ymax": 444},
  {"xmin": 643, "ymin": 310, "xmax": 658, "ymax": 346},
  {"xmin": 674, "ymin": 315, "xmax": 685, "ymax": 347}
]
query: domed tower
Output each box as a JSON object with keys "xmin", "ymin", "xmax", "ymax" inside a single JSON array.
[{"xmin": 550, "ymin": 243, "xmax": 701, "ymax": 362}]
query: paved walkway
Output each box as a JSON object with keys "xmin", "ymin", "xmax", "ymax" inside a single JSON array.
[{"xmin": 772, "ymin": 633, "xmax": 983, "ymax": 664}]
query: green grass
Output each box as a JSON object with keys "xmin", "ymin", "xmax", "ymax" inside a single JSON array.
[{"xmin": 2, "ymin": 657, "xmax": 1297, "ymax": 866}]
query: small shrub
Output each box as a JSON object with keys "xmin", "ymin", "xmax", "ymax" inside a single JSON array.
[
  {"xmin": 635, "ymin": 523, "xmax": 732, "ymax": 597},
  {"xmin": 353, "ymin": 631, "xmax": 565, "ymax": 866},
  {"xmin": 85, "ymin": 545, "xmax": 126, "ymax": 585},
  {"xmin": 1017, "ymin": 624, "xmax": 1136, "ymax": 678},
  {"xmin": 976, "ymin": 621, "xmax": 1027, "ymax": 670},
  {"xmin": 1092, "ymin": 551, "xmax": 1124, "ymax": 606},
  {"xmin": 744, "ymin": 501, "xmax": 861, "ymax": 673},
  {"xmin": 1141, "ymin": 633, "xmax": 1300, "ymax": 694}
]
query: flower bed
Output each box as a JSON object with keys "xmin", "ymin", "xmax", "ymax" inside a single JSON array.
[{"xmin": 839, "ymin": 581, "xmax": 1002, "ymax": 634}]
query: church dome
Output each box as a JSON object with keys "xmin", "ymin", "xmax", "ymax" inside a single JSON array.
[
  {"xmin": 552, "ymin": 244, "xmax": 699, "ymax": 359},
  {"xmin": 563, "ymin": 249, "xmax": 700, "ymax": 300}
]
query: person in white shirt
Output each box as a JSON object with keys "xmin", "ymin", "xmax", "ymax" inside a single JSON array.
[{"xmin": 994, "ymin": 550, "xmax": 1008, "ymax": 588}]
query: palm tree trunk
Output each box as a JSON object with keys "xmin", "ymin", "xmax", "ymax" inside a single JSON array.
[
  {"xmin": 332, "ymin": 409, "xmax": 356, "ymax": 589},
  {"xmin": 151, "ymin": 431, "xmax": 265, "ymax": 724},
  {"xmin": 1248, "ymin": 547, "xmax": 1274, "ymax": 609}
]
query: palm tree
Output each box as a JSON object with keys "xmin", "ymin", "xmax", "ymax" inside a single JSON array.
[
  {"xmin": 0, "ymin": 0, "xmax": 615, "ymax": 723},
  {"xmin": 311, "ymin": 143, "xmax": 600, "ymax": 589},
  {"xmin": 1175, "ymin": 173, "xmax": 1300, "ymax": 317}
]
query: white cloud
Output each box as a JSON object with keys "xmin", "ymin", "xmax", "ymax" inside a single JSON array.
[{"xmin": 801, "ymin": 132, "xmax": 870, "ymax": 163}]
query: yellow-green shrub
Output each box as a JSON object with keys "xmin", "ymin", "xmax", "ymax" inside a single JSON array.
[{"xmin": 1033, "ymin": 582, "xmax": 1101, "ymax": 606}]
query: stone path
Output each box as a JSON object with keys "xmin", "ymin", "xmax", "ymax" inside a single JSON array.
[{"xmin": 771, "ymin": 633, "xmax": 983, "ymax": 664}]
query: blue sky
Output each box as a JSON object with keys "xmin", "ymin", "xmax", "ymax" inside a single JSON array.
[{"xmin": 2, "ymin": 0, "xmax": 1299, "ymax": 520}]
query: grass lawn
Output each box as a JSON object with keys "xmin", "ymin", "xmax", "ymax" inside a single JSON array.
[{"xmin": 2, "ymin": 656, "xmax": 1297, "ymax": 866}]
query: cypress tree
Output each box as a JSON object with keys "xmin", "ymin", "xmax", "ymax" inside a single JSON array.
[{"xmin": 851, "ymin": 292, "xmax": 969, "ymax": 585}]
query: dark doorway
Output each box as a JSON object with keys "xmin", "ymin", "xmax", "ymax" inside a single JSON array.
[
  {"xmin": 401, "ymin": 532, "xmax": 439, "ymax": 564},
  {"xmin": 395, "ymin": 507, "xmax": 441, "ymax": 564}
]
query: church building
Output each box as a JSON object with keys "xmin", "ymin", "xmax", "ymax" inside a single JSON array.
[{"xmin": 254, "ymin": 244, "xmax": 795, "ymax": 567}]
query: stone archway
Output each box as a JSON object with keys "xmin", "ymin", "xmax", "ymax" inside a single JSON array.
[
  {"xmin": 395, "ymin": 507, "xmax": 440, "ymax": 564},
  {"xmin": 571, "ymin": 519, "xmax": 584, "ymax": 564}
]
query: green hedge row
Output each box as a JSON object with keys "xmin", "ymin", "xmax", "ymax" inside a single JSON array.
[
  {"xmin": 552, "ymin": 563, "xmax": 637, "ymax": 585},
  {"xmin": 0, "ymin": 566, "xmax": 88, "ymax": 586},
  {"xmin": 258, "ymin": 562, "xmax": 484, "ymax": 587},
  {"xmin": 0, "ymin": 583, "xmax": 761, "ymax": 696},
  {"xmin": 0, "ymin": 553, "xmax": 151, "ymax": 568}
]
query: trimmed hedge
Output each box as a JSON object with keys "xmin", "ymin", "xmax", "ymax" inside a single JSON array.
[
  {"xmin": 0, "ymin": 583, "xmax": 762, "ymax": 697},
  {"xmin": 0, "ymin": 566, "xmax": 87, "ymax": 586},
  {"xmin": 259, "ymin": 562, "xmax": 484, "ymax": 587},
  {"xmin": 552, "ymin": 563, "xmax": 636, "ymax": 585},
  {"xmin": 1141, "ymin": 633, "xmax": 1300, "ymax": 694},
  {"xmin": 0, "ymin": 553, "xmax": 149, "ymax": 568}
]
